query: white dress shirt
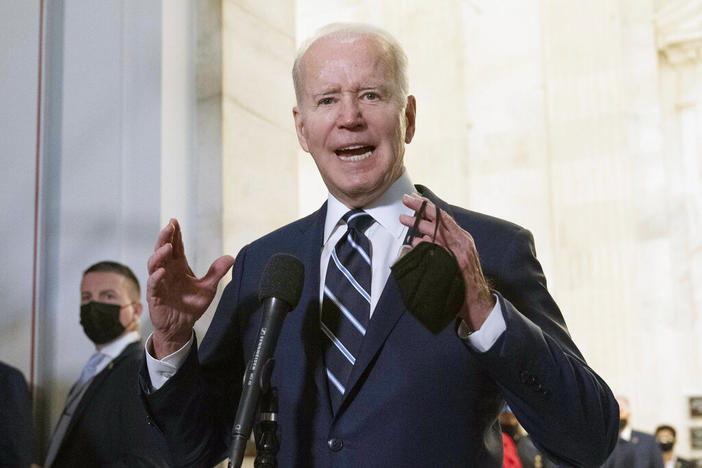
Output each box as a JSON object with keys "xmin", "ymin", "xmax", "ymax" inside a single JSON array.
[{"xmin": 96, "ymin": 330, "xmax": 141, "ymax": 373}]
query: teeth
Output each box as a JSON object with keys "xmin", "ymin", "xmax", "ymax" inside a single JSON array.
[
  {"xmin": 339, "ymin": 151, "xmax": 372, "ymax": 161},
  {"xmin": 339, "ymin": 145, "xmax": 365, "ymax": 151}
]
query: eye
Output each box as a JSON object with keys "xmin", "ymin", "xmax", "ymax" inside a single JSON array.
[
  {"xmin": 317, "ymin": 97, "xmax": 334, "ymax": 106},
  {"xmin": 363, "ymin": 92, "xmax": 379, "ymax": 101}
]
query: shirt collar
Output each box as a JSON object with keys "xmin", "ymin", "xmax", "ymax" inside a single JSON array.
[
  {"xmin": 98, "ymin": 330, "xmax": 140, "ymax": 360},
  {"xmin": 620, "ymin": 425, "xmax": 632, "ymax": 442},
  {"xmin": 323, "ymin": 169, "xmax": 417, "ymax": 244}
]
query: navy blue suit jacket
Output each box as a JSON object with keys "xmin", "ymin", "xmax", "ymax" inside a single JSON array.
[
  {"xmin": 52, "ymin": 342, "xmax": 171, "ymax": 467},
  {"xmin": 600, "ymin": 430, "xmax": 664, "ymax": 468},
  {"xmin": 0, "ymin": 361, "xmax": 33, "ymax": 468},
  {"xmin": 143, "ymin": 186, "xmax": 618, "ymax": 467}
]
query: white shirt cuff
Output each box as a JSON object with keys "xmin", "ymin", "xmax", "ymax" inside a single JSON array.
[
  {"xmin": 144, "ymin": 332, "xmax": 195, "ymax": 391},
  {"xmin": 458, "ymin": 294, "xmax": 506, "ymax": 352}
]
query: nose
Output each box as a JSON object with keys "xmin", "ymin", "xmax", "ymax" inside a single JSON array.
[{"xmin": 337, "ymin": 95, "xmax": 364, "ymax": 130}]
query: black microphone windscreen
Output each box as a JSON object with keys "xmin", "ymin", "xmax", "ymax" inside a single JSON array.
[{"xmin": 258, "ymin": 253, "xmax": 305, "ymax": 308}]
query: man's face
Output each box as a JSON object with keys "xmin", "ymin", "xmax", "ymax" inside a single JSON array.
[
  {"xmin": 655, "ymin": 428, "xmax": 675, "ymax": 446},
  {"xmin": 81, "ymin": 271, "xmax": 141, "ymax": 334},
  {"xmin": 617, "ymin": 399, "xmax": 631, "ymax": 433},
  {"xmin": 293, "ymin": 35, "xmax": 416, "ymax": 208}
]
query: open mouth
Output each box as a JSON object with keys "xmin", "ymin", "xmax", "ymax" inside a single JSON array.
[{"xmin": 334, "ymin": 145, "xmax": 375, "ymax": 161}]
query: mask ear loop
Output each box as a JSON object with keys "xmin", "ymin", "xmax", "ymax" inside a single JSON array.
[
  {"xmin": 431, "ymin": 205, "xmax": 441, "ymax": 242},
  {"xmin": 404, "ymin": 200, "xmax": 427, "ymax": 245}
]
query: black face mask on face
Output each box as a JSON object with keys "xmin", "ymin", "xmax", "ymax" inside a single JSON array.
[
  {"xmin": 80, "ymin": 301, "xmax": 126, "ymax": 345},
  {"xmin": 391, "ymin": 201, "xmax": 465, "ymax": 334},
  {"xmin": 658, "ymin": 441, "xmax": 674, "ymax": 453}
]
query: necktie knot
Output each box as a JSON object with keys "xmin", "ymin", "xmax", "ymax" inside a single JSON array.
[
  {"xmin": 343, "ymin": 209, "xmax": 373, "ymax": 233},
  {"xmin": 79, "ymin": 352, "xmax": 106, "ymax": 385}
]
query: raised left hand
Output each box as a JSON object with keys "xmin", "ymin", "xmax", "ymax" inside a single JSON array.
[{"xmin": 399, "ymin": 193, "xmax": 495, "ymax": 331}]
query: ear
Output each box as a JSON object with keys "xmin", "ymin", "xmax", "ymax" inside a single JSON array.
[
  {"xmin": 403, "ymin": 95, "xmax": 416, "ymax": 144},
  {"xmin": 293, "ymin": 106, "xmax": 310, "ymax": 153},
  {"xmin": 133, "ymin": 301, "xmax": 143, "ymax": 318}
]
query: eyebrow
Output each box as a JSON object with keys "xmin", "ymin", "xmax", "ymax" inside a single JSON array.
[
  {"xmin": 311, "ymin": 84, "xmax": 389, "ymax": 99},
  {"xmin": 81, "ymin": 289, "xmax": 119, "ymax": 297},
  {"xmin": 311, "ymin": 88, "xmax": 341, "ymax": 99}
]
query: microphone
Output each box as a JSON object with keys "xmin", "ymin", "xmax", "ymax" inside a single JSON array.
[{"xmin": 229, "ymin": 253, "xmax": 304, "ymax": 468}]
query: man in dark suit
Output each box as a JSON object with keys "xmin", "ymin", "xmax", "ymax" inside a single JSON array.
[
  {"xmin": 43, "ymin": 261, "xmax": 170, "ymax": 468},
  {"xmin": 141, "ymin": 23, "xmax": 619, "ymax": 467},
  {"xmin": 601, "ymin": 395, "xmax": 664, "ymax": 468},
  {"xmin": 0, "ymin": 361, "xmax": 33, "ymax": 467}
]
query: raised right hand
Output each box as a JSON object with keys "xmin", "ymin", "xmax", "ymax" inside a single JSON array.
[{"xmin": 146, "ymin": 219, "xmax": 235, "ymax": 359}]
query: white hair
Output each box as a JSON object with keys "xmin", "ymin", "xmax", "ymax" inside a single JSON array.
[{"xmin": 292, "ymin": 23, "xmax": 409, "ymax": 104}]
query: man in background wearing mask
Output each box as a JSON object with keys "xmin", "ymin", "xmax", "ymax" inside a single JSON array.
[
  {"xmin": 655, "ymin": 424, "xmax": 695, "ymax": 468},
  {"xmin": 42, "ymin": 261, "xmax": 170, "ymax": 468},
  {"xmin": 601, "ymin": 395, "xmax": 664, "ymax": 468}
]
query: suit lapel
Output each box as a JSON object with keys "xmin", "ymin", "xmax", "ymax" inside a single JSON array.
[
  {"xmin": 60, "ymin": 342, "xmax": 140, "ymax": 448},
  {"xmin": 338, "ymin": 274, "xmax": 406, "ymax": 413},
  {"xmin": 416, "ymin": 185, "xmax": 456, "ymax": 221},
  {"xmin": 293, "ymin": 204, "xmax": 334, "ymax": 417}
]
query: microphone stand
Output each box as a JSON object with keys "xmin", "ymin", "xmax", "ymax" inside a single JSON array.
[
  {"xmin": 228, "ymin": 298, "xmax": 288, "ymax": 468},
  {"xmin": 254, "ymin": 385, "xmax": 279, "ymax": 468},
  {"xmin": 228, "ymin": 355, "xmax": 278, "ymax": 468}
]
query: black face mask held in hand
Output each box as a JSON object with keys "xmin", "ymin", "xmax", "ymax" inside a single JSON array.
[
  {"xmin": 391, "ymin": 200, "xmax": 465, "ymax": 334},
  {"xmin": 80, "ymin": 301, "xmax": 126, "ymax": 345}
]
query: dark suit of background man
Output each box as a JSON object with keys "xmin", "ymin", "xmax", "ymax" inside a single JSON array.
[
  {"xmin": 0, "ymin": 361, "xmax": 33, "ymax": 467},
  {"xmin": 601, "ymin": 395, "xmax": 664, "ymax": 468},
  {"xmin": 42, "ymin": 261, "xmax": 170, "ymax": 468},
  {"xmin": 140, "ymin": 23, "xmax": 619, "ymax": 467}
]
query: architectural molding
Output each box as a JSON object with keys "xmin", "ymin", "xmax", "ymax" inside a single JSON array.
[{"xmin": 654, "ymin": 0, "xmax": 702, "ymax": 64}]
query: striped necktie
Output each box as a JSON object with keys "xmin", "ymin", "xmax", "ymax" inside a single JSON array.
[{"xmin": 321, "ymin": 209, "xmax": 374, "ymax": 410}]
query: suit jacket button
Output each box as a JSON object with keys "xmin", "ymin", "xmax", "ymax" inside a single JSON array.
[{"xmin": 328, "ymin": 438, "xmax": 343, "ymax": 452}]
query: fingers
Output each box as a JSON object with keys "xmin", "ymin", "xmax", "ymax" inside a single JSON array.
[
  {"xmin": 154, "ymin": 219, "xmax": 176, "ymax": 251},
  {"xmin": 400, "ymin": 193, "xmax": 445, "ymax": 246},
  {"xmin": 202, "ymin": 255, "xmax": 236, "ymax": 288},
  {"xmin": 146, "ymin": 265, "xmax": 167, "ymax": 299},
  {"xmin": 147, "ymin": 243, "xmax": 173, "ymax": 275},
  {"xmin": 399, "ymin": 215, "xmax": 439, "ymax": 239},
  {"xmin": 402, "ymin": 193, "xmax": 439, "ymax": 221},
  {"xmin": 172, "ymin": 219, "xmax": 186, "ymax": 259}
]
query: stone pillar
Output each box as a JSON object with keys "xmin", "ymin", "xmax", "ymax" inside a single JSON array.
[{"xmin": 222, "ymin": 0, "xmax": 298, "ymax": 259}]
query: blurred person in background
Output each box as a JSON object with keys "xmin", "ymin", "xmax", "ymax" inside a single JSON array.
[
  {"xmin": 601, "ymin": 395, "xmax": 663, "ymax": 468},
  {"xmin": 655, "ymin": 424, "xmax": 694, "ymax": 468}
]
